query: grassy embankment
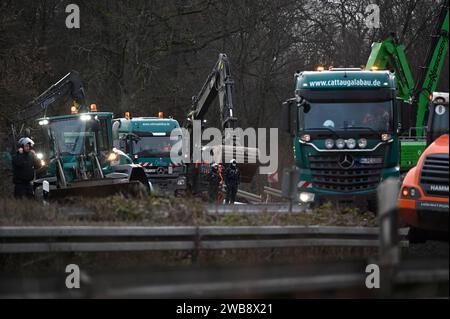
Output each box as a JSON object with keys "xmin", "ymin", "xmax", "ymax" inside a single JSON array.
[{"xmin": 0, "ymin": 196, "xmax": 378, "ymax": 273}]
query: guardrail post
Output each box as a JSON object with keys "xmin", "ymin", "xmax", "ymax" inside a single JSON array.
[
  {"xmin": 192, "ymin": 226, "xmax": 201, "ymax": 264},
  {"xmin": 377, "ymin": 178, "xmax": 401, "ymax": 297},
  {"xmin": 282, "ymin": 166, "xmax": 300, "ymax": 214}
]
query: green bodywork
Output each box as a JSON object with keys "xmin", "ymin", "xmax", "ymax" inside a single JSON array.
[
  {"xmin": 113, "ymin": 117, "xmax": 186, "ymax": 193},
  {"xmin": 37, "ymin": 112, "xmax": 132, "ymax": 184},
  {"xmin": 114, "ymin": 117, "xmax": 181, "ymax": 166},
  {"xmin": 365, "ymin": 7, "xmax": 449, "ymax": 170},
  {"xmin": 292, "ymin": 70, "xmax": 400, "ymax": 200}
]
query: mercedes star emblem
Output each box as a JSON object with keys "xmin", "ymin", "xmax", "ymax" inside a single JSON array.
[{"xmin": 339, "ymin": 154, "xmax": 355, "ymax": 169}]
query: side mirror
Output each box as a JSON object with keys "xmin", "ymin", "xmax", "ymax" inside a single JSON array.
[{"xmin": 281, "ymin": 100, "xmax": 298, "ymax": 137}]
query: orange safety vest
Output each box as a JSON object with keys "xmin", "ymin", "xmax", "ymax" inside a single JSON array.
[{"xmin": 218, "ymin": 164, "xmax": 224, "ymax": 185}]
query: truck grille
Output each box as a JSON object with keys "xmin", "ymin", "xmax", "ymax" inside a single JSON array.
[
  {"xmin": 309, "ymin": 155, "xmax": 383, "ymax": 193},
  {"xmin": 419, "ymin": 154, "xmax": 449, "ymax": 197}
]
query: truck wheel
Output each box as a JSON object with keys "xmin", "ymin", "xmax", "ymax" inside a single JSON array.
[
  {"xmin": 408, "ymin": 227, "xmax": 427, "ymax": 244},
  {"xmin": 309, "ymin": 198, "xmax": 324, "ymax": 211},
  {"xmin": 367, "ymin": 198, "xmax": 378, "ymax": 215}
]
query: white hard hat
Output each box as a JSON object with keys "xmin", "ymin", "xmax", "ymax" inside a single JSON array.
[
  {"xmin": 230, "ymin": 159, "xmax": 237, "ymax": 164},
  {"xmin": 18, "ymin": 137, "xmax": 35, "ymax": 147}
]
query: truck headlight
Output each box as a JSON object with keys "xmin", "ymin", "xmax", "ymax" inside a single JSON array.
[
  {"xmin": 299, "ymin": 192, "xmax": 315, "ymax": 203},
  {"xmin": 107, "ymin": 152, "xmax": 119, "ymax": 161},
  {"xmin": 358, "ymin": 138, "xmax": 368, "ymax": 149},
  {"xmin": 325, "ymin": 139, "xmax": 334, "ymax": 149},
  {"xmin": 177, "ymin": 178, "xmax": 186, "ymax": 186},
  {"xmin": 336, "ymin": 139, "xmax": 345, "ymax": 149},
  {"xmin": 346, "ymin": 138, "xmax": 356, "ymax": 149},
  {"xmin": 80, "ymin": 114, "xmax": 92, "ymax": 121},
  {"xmin": 301, "ymin": 134, "xmax": 311, "ymax": 142},
  {"xmin": 381, "ymin": 133, "xmax": 392, "ymax": 142}
]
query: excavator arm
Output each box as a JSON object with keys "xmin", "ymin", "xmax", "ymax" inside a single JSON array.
[
  {"xmin": 415, "ymin": 5, "xmax": 449, "ymax": 136},
  {"xmin": 185, "ymin": 53, "xmax": 259, "ymax": 186},
  {"xmin": 188, "ymin": 53, "xmax": 237, "ymax": 131},
  {"xmin": 366, "ymin": 4, "xmax": 449, "ymax": 136},
  {"xmin": 21, "ymin": 71, "xmax": 88, "ymax": 120},
  {"xmin": 366, "ymin": 36, "xmax": 415, "ymax": 102}
]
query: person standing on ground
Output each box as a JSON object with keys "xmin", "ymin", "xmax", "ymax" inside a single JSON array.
[
  {"xmin": 12, "ymin": 137, "xmax": 41, "ymax": 199},
  {"xmin": 224, "ymin": 159, "xmax": 240, "ymax": 204},
  {"xmin": 207, "ymin": 163, "xmax": 220, "ymax": 203}
]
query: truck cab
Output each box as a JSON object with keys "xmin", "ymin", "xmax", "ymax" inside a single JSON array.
[
  {"xmin": 282, "ymin": 68, "xmax": 400, "ymax": 209},
  {"xmin": 399, "ymin": 93, "xmax": 449, "ymax": 240},
  {"xmin": 113, "ymin": 114, "xmax": 187, "ymax": 196}
]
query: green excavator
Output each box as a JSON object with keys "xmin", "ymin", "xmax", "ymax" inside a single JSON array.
[
  {"xmin": 365, "ymin": 3, "xmax": 449, "ymax": 172},
  {"xmin": 17, "ymin": 71, "xmax": 150, "ymax": 200}
]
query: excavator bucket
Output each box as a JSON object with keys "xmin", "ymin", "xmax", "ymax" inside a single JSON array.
[{"xmin": 46, "ymin": 179, "xmax": 148, "ymax": 200}]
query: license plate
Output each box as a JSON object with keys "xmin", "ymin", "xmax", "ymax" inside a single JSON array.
[
  {"xmin": 168, "ymin": 166, "xmax": 173, "ymax": 174},
  {"xmin": 145, "ymin": 169, "xmax": 157, "ymax": 174}
]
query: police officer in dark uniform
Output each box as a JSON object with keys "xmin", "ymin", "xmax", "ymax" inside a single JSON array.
[
  {"xmin": 224, "ymin": 159, "xmax": 240, "ymax": 204},
  {"xmin": 12, "ymin": 137, "xmax": 41, "ymax": 199},
  {"xmin": 207, "ymin": 163, "xmax": 220, "ymax": 203}
]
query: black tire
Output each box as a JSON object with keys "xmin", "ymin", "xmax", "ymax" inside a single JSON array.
[
  {"xmin": 367, "ymin": 198, "xmax": 378, "ymax": 215},
  {"xmin": 408, "ymin": 227, "xmax": 428, "ymax": 244},
  {"xmin": 309, "ymin": 198, "xmax": 325, "ymax": 210}
]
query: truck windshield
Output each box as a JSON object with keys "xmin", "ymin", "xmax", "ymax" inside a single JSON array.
[
  {"xmin": 47, "ymin": 118, "xmax": 108, "ymax": 156},
  {"xmin": 133, "ymin": 135, "xmax": 180, "ymax": 158},
  {"xmin": 300, "ymin": 101, "xmax": 393, "ymax": 133}
]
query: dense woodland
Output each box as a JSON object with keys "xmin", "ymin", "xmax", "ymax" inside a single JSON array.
[{"xmin": 0, "ymin": 0, "xmax": 448, "ymax": 193}]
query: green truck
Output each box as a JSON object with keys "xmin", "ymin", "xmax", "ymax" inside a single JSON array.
[
  {"xmin": 282, "ymin": 68, "xmax": 400, "ymax": 209},
  {"xmin": 112, "ymin": 114, "xmax": 187, "ymax": 196}
]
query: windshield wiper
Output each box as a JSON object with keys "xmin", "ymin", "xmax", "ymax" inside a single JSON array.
[
  {"xmin": 304, "ymin": 127, "xmax": 338, "ymax": 136},
  {"xmin": 339, "ymin": 126, "xmax": 380, "ymax": 135}
]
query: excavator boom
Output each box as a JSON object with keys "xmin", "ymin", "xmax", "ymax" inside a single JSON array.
[
  {"xmin": 366, "ymin": 37, "xmax": 415, "ymax": 102},
  {"xmin": 27, "ymin": 71, "xmax": 88, "ymax": 116},
  {"xmin": 186, "ymin": 54, "xmax": 259, "ymax": 186},
  {"xmin": 188, "ymin": 53, "xmax": 237, "ymax": 130},
  {"xmin": 366, "ymin": 4, "xmax": 449, "ymax": 135}
]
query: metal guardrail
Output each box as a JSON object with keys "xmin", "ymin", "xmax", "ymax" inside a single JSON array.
[
  {"xmin": 217, "ymin": 186, "xmax": 283, "ymax": 203},
  {"xmin": 0, "ymin": 226, "xmax": 409, "ymax": 254},
  {"xmin": 219, "ymin": 187, "xmax": 263, "ymax": 203},
  {"xmin": 235, "ymin": 189, "xmax": 263, "ymax": 203},
  {"xmin": 205, "ymin": 203, "xmax": 305, "ymax": 214},
  {"xmin": 263, "ymin": 186, "xmax": 283, "ymax": 200},
  {"xmin": 1, "ymin": 259, "xmax": 447, "ymax": 299}
]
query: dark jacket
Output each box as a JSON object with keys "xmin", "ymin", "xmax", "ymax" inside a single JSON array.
[
  {"xmin": 12, "ymin": 151, "xmax": 40, "ymax": 184},
  {"xmin": 224, "ymin": 166, "xmax": 240, "ymax": 188},
  {"xmin": 207, "ymin": 167, "xmax": 220, "ymax": 186}
]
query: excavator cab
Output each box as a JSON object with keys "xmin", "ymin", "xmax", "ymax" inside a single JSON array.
[{"xmin": 426, "ymin": 92, "xmax": 449, "ymax": 146}]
